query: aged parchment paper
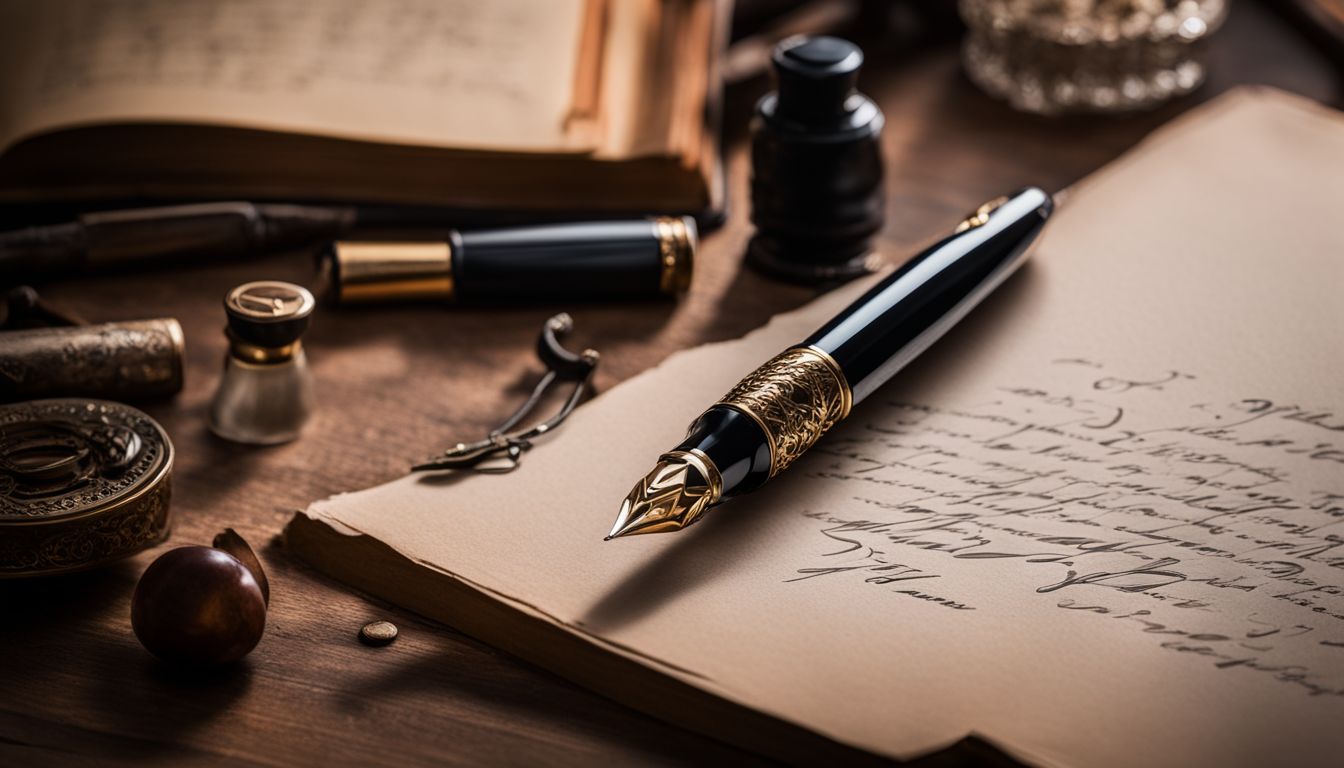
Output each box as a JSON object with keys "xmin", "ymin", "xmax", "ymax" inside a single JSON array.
[{"xmin": 295, "ymin": 88, "xmax": 1344, "ymax": 767}]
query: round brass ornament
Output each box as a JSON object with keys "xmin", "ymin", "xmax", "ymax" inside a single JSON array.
[{"xmin": 0, "ymin": 399, "xmax": 174, "ymax": 578}]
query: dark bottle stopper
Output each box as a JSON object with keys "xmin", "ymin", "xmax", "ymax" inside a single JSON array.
[
  {"xmin": 748, "ymin": 36, "xmax": 885, "ymax": 284},
  {"xmin": 223, "ymin": 281, "xmax": 315, "ymax": 351}
]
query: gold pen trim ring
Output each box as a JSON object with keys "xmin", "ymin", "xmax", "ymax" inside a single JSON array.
[
  {"xmin": 654, "ymin": 216, "xmax": 696, "ymax": 296},
  {"xmin": 675, "ymin": 448, "xmax": 723, "ymax": 505},
  {"xmin": 804, "ymin": 345, "xmax": 852, "ymax": 420}
]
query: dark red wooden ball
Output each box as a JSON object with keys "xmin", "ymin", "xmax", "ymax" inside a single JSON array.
[{"xmin": 131, "ymin": 546, "xmax": 267, "ymax": 665}]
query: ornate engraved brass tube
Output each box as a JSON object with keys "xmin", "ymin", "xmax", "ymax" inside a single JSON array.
[{"xmin": 0, "ymin": 319, "xmax": 184, "ymax": 402}]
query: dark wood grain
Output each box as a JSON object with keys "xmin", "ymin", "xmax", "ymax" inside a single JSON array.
[{"xmin": 2, "ymin": 4, "xmax": 1338, "ymax": 766}]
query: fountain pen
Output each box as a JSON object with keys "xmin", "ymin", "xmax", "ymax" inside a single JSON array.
[{"xmin": 607, "ymin": 186, "xmax": 1053, "ymax": 540}]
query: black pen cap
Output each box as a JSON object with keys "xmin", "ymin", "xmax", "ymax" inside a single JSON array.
[{"xmin": 322, "ymin": 217, "xmax": 695, "ymax": 306}]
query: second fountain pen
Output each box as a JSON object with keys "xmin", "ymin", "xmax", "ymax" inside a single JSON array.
[{"xmin": 607, "ymin": 186, "xmax": 1053, "ymax": 540}]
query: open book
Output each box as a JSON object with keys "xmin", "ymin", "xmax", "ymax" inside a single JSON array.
[
  {"xmin": 288, "ymin": 88, "xmax": 1344, "ymax": 766},
  {"xmin": 0, "ymin": 0, "xmax": 724, "ymax": 215}
]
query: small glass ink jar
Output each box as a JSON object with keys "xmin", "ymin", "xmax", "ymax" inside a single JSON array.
[{"xmin": 208, "ymin": 281, "xmax": 316, "ymax": 445}]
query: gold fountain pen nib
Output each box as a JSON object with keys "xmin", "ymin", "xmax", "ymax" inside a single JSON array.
[{"xmin": 606, "ymin": 451, "xmax": 723, "ymax": 540}]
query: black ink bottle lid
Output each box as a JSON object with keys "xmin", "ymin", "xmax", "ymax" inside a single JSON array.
[
  {"xmin": 748, "ymin": 36, "xmax": 886, "ymax": 284},
  {"xmin": 223, "ymin": 281, "xmax": 315, "ymax": 352}
]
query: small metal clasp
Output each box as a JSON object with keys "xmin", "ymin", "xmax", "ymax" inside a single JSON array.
[
  {"xmin": 953, "ymin": 195, "xmax": 1011, "ymax": 234},
  {"xmin": 412, "ymin": 313, "xmax": 599, "ymax": 474}
]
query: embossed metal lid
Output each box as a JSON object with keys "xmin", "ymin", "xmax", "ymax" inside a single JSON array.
[
  {"xmin": 224, "ymin": 281, "xmax": 315, "ymax": 348},
  {"xmin": 0, "ymin": 399, "xmax": 174, "ymax": 578}
]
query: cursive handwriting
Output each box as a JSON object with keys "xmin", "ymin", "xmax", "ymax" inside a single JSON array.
[{"xmin": 788, "ymin": 359, "xmax": 1344, "ymax": 698}]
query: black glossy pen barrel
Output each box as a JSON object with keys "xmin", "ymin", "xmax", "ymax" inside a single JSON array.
[
  {"xmin": 805, "ymin": 187, "xmax": 1053, "ymax": 403},
  {"xmin": 324, "ymin": 217, "xmax": 695, "ymax": 306},
  {"xmin": 456, "ymin": 219, "xmax": 690, "ymax": 303}
]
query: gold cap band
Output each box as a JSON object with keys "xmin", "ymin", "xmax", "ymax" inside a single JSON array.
[
  {"xmin": 653, "ymin": 216, "xmax": 696, "ymax": 295},
  {"xmin": 328, "ymin": 241, "xmax": 455, "ymax": 304}
]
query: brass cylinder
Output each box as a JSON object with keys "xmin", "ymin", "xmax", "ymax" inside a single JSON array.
[
  {"xmin": 0, "ymin": 319, "xmax": 185, "ymax": 402},
  {"xmin": 325, "ymin": 242, "xmax": 455, "ymax": 304}
]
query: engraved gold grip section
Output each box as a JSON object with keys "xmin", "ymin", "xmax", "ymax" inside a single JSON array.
[
  {"xmin": 954, "ymin": 195, "xmax": 1010, "ymax": 233},
  {"xmin": 330, "ymin": 242, "xmax": 455, "ymax": 304},
  {"xmin": 654, "ymin": 216, "xmax": 696, "ymax": 295},
  {"xmin": 716, "ymin": 346, "xmax": 852, "ymax": 477}
]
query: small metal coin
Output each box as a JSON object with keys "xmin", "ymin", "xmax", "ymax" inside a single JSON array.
[{"xmin": 359, "ymin": 620, "xmax": 399, "ymax": 647}]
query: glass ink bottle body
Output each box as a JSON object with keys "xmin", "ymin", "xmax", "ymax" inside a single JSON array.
[{"xmin": 208, "ymin": 281, "xmax": 316, "ymax": 445}]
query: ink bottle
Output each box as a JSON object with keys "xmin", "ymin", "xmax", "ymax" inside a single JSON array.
[
  {"xmin": 749, "ymin": 36, "xmax": 886, "ymax": 283},
  {"xmin": 208, "ymin": 281, "xmax": 316, "ymax": 444}
]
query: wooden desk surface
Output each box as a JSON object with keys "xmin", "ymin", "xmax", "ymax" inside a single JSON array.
[{"xmin": 3, "ymin": 4, "xmax": 1338, "ymax": 766}]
